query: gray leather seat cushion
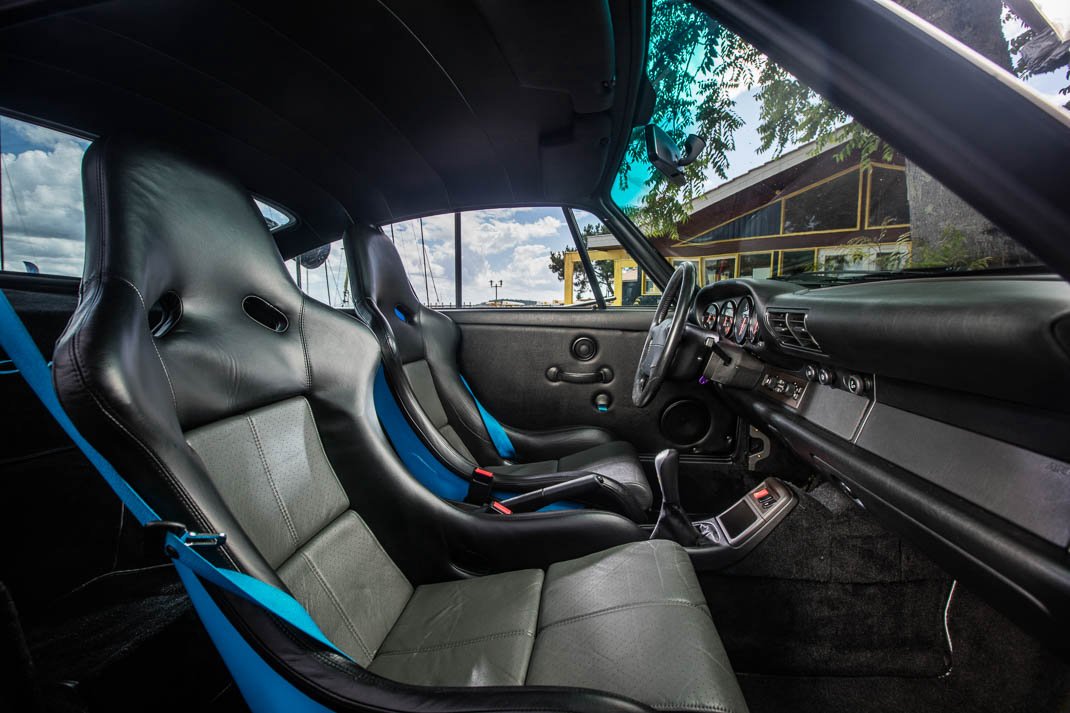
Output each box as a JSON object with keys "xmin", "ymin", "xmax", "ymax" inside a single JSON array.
[
  {"xmin": 528, "ymin": 540, "xmax": 749, "ymax": 713},
  {"xmin": 369, "ymin": 569, "xmax": 543, "ymax": 686},
  {"xmin": 491, "ymin": 441, "xmax": 653, "ymax": 510},
  {"xmin": 367, "ymin": 540, "xmax": 747, "ymax": 712}
]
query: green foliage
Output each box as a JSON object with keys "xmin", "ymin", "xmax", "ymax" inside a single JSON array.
[
  {"xmin": 547, "ymin": 245, "xmax": 616, "ymax": 300},
  {"xmin": 618, "ymin": 0, "xmax": 895, "ymax": 240},
  {"xmin": 912, "ymin": 226, "xmax": 993, "ymax": 270}
]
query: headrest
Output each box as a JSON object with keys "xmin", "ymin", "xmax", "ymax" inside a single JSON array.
[
  {"xmin": 66, "ymin": 136, "xmax": 317, "ymax": 429},
  {"xmin": 81, "ymin": 136, "xmax": 297, "ymax": 312}
]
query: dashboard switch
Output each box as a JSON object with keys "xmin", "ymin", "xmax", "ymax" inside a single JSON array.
[{"xmin": 817, "ymin": 367, "xmax": 835, "ymax": 385}]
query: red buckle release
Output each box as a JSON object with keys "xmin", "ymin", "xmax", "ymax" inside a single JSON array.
[
  {"xmin": 490, "ymin": 501, "xmax": 512, "ymax": 515},
  {"xmin": 474, "ymin": 467, "xmax": 494, "ymax": 480},
  {"xmin": 753, "ymin": 488, "xmax": 770, "ymax": 500}
]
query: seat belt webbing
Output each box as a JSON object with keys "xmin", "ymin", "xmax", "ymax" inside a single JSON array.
[
  {"xmin": 0, "ymin": 289, "xmax": 347, "ymax": 659},
  {"xmin": 459, "ymin": 374, "xmax": 516, "ymax": 459}
]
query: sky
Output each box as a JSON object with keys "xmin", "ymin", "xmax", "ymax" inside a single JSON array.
[
  {"xmin": 1, "ymin": 116, "xmax": 90, "ymax": 276},
  {"xmin": 379, "ymin": 207, "xmax": 603, "ymax": 306},
  {"xmin": 2, "ymin": 7, "xmax": 1067, "ymax": 298}
]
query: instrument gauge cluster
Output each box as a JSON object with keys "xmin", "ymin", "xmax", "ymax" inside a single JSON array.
[{"xmin": 696, "ymin": 293, "xmax": 763, "ymax": 345}]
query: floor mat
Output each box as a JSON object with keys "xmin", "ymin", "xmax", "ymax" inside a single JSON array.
[
  {"xmin": 701, "ymin": 482, "xmax": 1070, "ymax": 713},
  {"xmin": 701, "ymin": 482, "xmax": 952, "ymax": 678}
]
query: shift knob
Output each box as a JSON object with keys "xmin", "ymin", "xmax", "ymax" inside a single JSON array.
[
  {"xmin": 655, "ymin": 448, "xmax": 680, "ymax": 506},
  {"xmin": 650, "ymin": 448, "xmax": 698, "ymax": 546}
]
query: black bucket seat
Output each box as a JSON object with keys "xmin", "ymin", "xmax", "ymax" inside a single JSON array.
[
  {"xmin": 349, "ymin": 227, "xmax": 653, "ymax": 516},
  {"xmin": 52, "ymin": 137, "xmax": 748, "ymax": 713}
]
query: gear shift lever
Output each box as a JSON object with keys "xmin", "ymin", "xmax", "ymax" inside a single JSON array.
[{"xmin": 650, "ymin": 449, "xmax": 700, "ymax": 546}]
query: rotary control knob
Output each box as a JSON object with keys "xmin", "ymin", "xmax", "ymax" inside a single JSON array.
[
  {"xmin": 817, "ymin": 367, "xmax": 836, "ymax": 385},
  {"xmin": 846, "ymin": 374, "xmax": 868, "ymax": 395},
  {"xmin": 803, "ymin": 364, "xmax": 818, "ymax": 382}
]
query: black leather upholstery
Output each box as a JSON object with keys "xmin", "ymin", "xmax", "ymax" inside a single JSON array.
[
  {"xmin": 51, "ymin": 137, "xmax": 746, "ymax": 712},
  {"xmin": 347, "ymin": 226, "xmax": 653, "ymax": 513}
]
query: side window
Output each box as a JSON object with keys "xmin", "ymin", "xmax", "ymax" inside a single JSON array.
[
  {"xmin": 0, "ymin": 115, "xmax": 91, "ymax": 277},
  {"xmin": 383, "ymin": 208, "xmax": 620, "ymax": 308},
  {"xmin": 288, "ymin": 239, "xmax": 351, "ymax": 309}
]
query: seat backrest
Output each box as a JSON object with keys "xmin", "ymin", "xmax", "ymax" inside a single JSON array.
[
  {"xmin": 349, "ymin": 227, "xmax": 506, "ymax": 465},
  {"xmin": 52, "ymin": 137, "xmax": 450, "ymax": 664}
]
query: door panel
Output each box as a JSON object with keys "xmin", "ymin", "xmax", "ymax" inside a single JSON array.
[{"xmin": 449, "ymin": 308, "xmax": 737, "ymax": 456}]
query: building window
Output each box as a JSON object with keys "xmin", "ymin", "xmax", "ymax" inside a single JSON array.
[
  {"xmin": 691, "ymin": 202, "xmax": 780, "ymax": 244},
  {"xmin": 867, "ymin": 167, "xmax": 909, "ymax": 228},
  {"xmin": 782, "ymin": 170, "xmax": 860, "ymax": 234},
  {"xmin": 739, "ymin": 252, "xmax": 774, "ymax": 278},
  {"xmin": 703, "ymin": 256, "xmax": 737, "ymax": 283},
  {"xmin": 1, "ymin": 115, "xmax": 91, "ymax": 277},
  {"xmin": 779, "ymin": 249, "xmax": 816, "ymax": 276}
]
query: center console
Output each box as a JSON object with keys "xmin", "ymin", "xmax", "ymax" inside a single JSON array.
[
  {"xmin": 647, "ymin": 446, "xmax": 796, "ymax": 570},
  {"xmin": 687, "ymin": 477, "xmax": 796, "ymax": 570}
]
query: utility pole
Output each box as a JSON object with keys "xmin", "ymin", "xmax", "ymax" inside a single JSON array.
[
  {"xmin": 454, "ymin": 212, "xmax": 462, "ymax": 308},
  {"xmin": 489, "ymin": 279, "xmax": 502, "ymax": 305},
  {"xmin": 419, "ymin": 218, "xmax": 430, "ymax": 303}
]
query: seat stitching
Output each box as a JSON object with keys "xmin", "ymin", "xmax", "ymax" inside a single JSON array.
[
  {"xmin": 538, "ymin": 600, "xmax": 708, "ymax": 632},
  {"xmin": 246, "ymin": 414, "xmax": 299, "ymax": 546},
  {"xmin": 375, "ymin": 629, "xmax": 534, "ymax": 657},
  {"xmin": 300, "ymin": 550, "xmax": 373, "ymax": 661},
  {"xmin": 67, "ymin": 280, "xmax": 238, "ymax": 569},
  {"xmin": 298, "ymin": 296, "xmax": 312, "ymax": 391},
  {"xmin": 113, "ymin": 274, "xmax": 178, "ymax": 412}
]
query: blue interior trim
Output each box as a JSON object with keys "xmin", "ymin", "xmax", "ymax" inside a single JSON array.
[
  {"xmin": 459, "ymin": 374, "xmax": 517, "ymax": 459},
  {"xmin": 374, "ymin": 365, "xmax": 580, "ymax": 511},
  {"xmin": 176, "ymin": 564, "xmax": 334, "ymax": 713},
  {"xmin": 374, "ymin": 366, "xmax": 469, "ymax": 501},
  {"xmin": 0, "ymin": 289, "xmax": 352, "ymax": 712}
]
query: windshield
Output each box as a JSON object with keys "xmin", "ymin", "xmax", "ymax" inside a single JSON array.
[{"xmin": 610, "ymin": 0, "xmax": 1062, "ymax": 290}]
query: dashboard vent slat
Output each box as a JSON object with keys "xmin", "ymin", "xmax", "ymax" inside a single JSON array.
[{"xmin": 767, "ymin": 309, "xmax": 822, "ymax": 353}]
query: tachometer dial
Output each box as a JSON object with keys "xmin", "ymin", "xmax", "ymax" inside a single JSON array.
[
  {"xmin": 734, "ymin": 296, "xmax": 753, "ymax": 344},
  {"xmin": 719, "ymin": 300, "xmax": 735, "ymax": 338},
  {"xmin": 701, "ymin": 302, "xmax": 720, "ymax": 330}
]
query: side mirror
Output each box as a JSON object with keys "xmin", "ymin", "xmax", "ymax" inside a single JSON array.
[
  {"xmin": 298, "ymin": 243, "xmax": 331, "ymax": 269},
  {"xmin": 644, "ymin": 125, "xmax": 707, "ymax": 187}
]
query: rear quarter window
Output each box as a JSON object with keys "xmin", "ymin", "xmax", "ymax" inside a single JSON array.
[{"xmin": 0, "ymin": 115, "xmax": 90, "ymax": 277}]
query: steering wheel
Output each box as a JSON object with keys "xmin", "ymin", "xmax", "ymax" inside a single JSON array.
[{"xmin": 632, "ymin": 261, "xmax": 696, "ymax": 407}]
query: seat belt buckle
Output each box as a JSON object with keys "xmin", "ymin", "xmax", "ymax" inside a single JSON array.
[
  {"xmin": 144, "ymin": 520, "xmax": 227, "ymax": 556},
  {"xmin": 487, "ymin": 500, "xmax": 512, "ymax": 515},
  {"xmin": 465, "ymin": 467, "xmax": 495, "ymax": 506}
]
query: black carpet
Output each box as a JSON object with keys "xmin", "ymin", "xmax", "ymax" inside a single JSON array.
[{"xmin": 702, "ymin": 482, "xmax": 1070, "ymax": 713}]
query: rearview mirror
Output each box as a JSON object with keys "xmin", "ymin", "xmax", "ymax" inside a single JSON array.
[{"xmin": 644, "ymin": 125, "xmax": 706, "ymax": 187}]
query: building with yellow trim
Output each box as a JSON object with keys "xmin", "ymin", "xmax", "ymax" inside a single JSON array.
[{"xmin": 564, "ymin": 139, "xmax": 911, "ymax": 306}]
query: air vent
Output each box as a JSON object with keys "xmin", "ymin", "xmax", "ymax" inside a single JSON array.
[{"xmin": 767, "ymin": 309, "xmax": 822, "ymax": 353}]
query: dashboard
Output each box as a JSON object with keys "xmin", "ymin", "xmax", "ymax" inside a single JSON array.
[{"xmin": 685, "ymin": 274, "xmax": 1070, "ymax": 639}]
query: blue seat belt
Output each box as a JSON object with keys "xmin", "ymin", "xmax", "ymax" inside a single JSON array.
[
  {"xmin": 0, "ymin": 290, "xmax": 348, "ymax": 663},
  {"xmin": 459, "ymin": 375, "xmax": 516, "ymax": 459}
]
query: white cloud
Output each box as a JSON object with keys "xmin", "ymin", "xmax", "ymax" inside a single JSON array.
[
  {"xmin": 2, "ymin": 121, "xmax": 89, "ymax": 276},
  {"xmin": 381, "ymin": 207, "xmax": 578, "ymax": 306}
]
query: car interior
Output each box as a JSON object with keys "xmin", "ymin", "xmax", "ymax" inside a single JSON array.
[{"xmin": 1, "ymin": 1, "xmax": 1069, "ymax": 712}]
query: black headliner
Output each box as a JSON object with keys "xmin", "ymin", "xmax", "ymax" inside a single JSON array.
[{"xmin": 0, "ymin": 0, "xmax": 643, "ymax": 258}]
